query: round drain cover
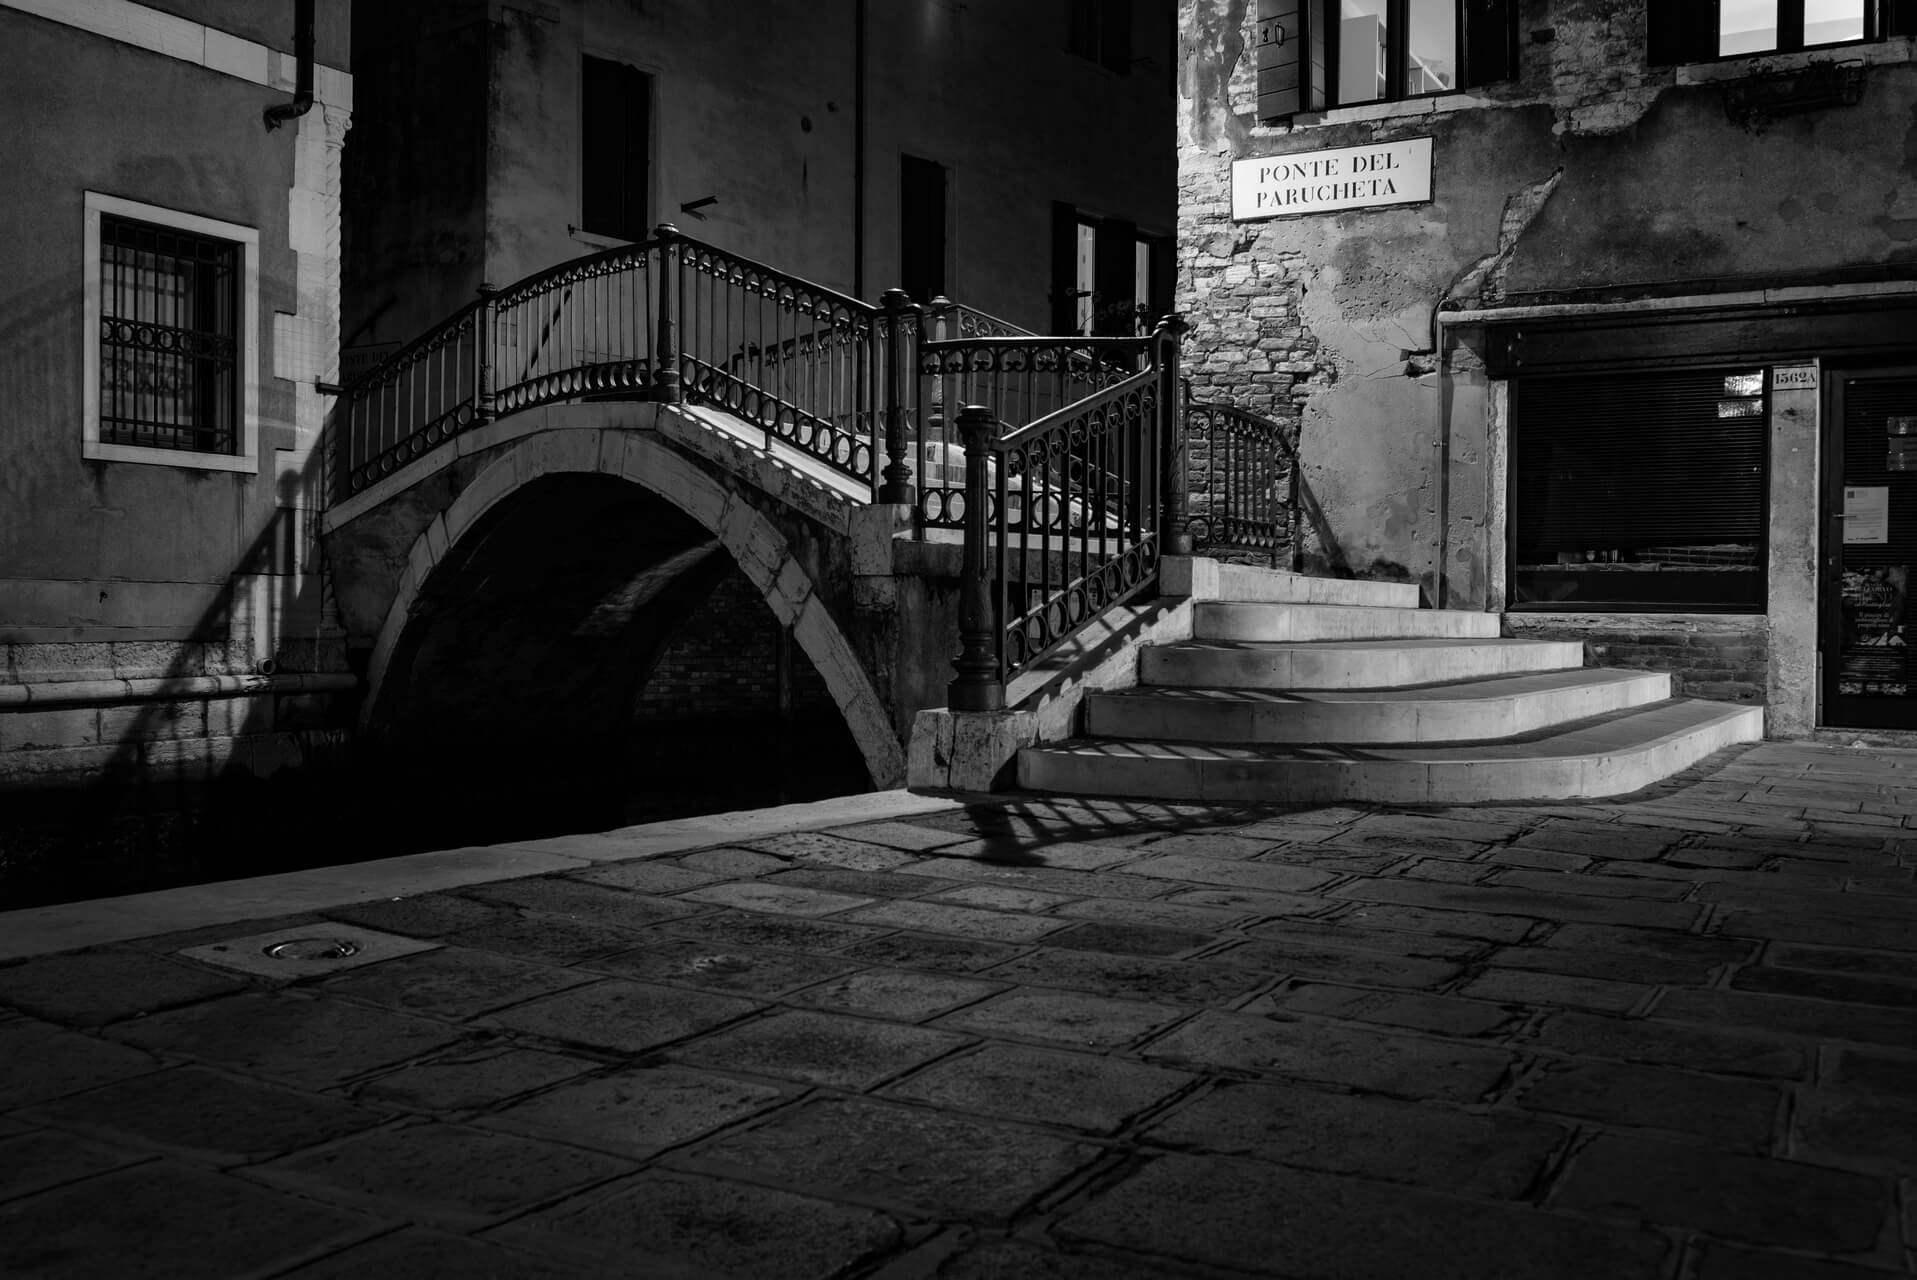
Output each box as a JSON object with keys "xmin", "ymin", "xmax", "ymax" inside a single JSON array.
[{"xmin": 263, "ymin": 937, "xmax": 364, "ymax": 962}]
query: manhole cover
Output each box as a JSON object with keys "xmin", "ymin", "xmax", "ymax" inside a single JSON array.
[{"xmin": 263, "ymin": 937, "xmax": 364, "ymax": 962}]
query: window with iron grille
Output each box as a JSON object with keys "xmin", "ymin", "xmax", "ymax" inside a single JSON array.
[
  {"xmin": 1254, "ymin": 0, "xmax": 1519, "ymax": 121},
  {"xmin": 84, "ymin": 193, "xmax": 257, "ymax": 472},
  {"xmin": 98, "ymin": 215, "xmax": 240, "ymax": 455}
]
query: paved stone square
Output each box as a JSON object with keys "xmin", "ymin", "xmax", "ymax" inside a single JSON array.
[{"xmin": 1, "ymin": 740, "xmax": 1915, "ymax": 1277}]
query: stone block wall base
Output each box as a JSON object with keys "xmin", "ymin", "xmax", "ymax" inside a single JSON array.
[{"xmin": 907, "ymin": 707, "xmax": 1039, "ymax": 793}]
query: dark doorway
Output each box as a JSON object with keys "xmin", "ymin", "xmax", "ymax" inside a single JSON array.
[
  {"xmin": 900, "ymin": 154, "xmax": 947, "ymax": 305},
  {"xmin": 1821, "ymin": 367, "xmax": 1917, "ymax": 728}
]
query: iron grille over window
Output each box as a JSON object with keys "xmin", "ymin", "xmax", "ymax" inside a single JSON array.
[{"xmin": 99, "ymin": 214, "xmax": 239, "ymax": 455}]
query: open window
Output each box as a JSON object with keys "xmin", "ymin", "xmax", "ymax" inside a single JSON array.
[
  {"xmin": 1649, "ymin": 0, "xmax": 1913, "ymax": 63},
  {"xmin": 1256, "ymin": 0, "xmax": 1518, "ymax": 121}
]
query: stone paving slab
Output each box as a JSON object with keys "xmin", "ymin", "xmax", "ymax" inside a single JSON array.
[{"xmin": 2, "ymin": 743, "xmax": 1917, "ymax": 1276}]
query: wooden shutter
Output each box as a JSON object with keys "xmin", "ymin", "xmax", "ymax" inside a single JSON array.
[
  {"xmin": 1461, "ymin": 0, "xmax": 1518, "ymax": 87},
  {"xmin": 1647, "ymin": 0, "xmax": 1719, "ymax": 65},
  {"xmin": 1256, "ymin": 0, "xmax": 1319, "ymax": 120},
  {"xmin": 1051, "ymin": 203, "xmax": 1079, "ymax": 335},
  {"xmin": 1149, "ymin": 236, "xmax": 1174, "ymax": 329},
  {"xmin": 582, "ymin": 57, "xmax": 649, "ymax": 241},
  {"xmin": 1511, "ymin": 368, "xmax": 1769, "ymax": 554},
  {"xmin": 1102, "ymin": 0, "xmax": 1133, "ymax": 74},
  {"xmin": 1094, "ymin": 218, "xmax": 1136, "ymax": 336}
]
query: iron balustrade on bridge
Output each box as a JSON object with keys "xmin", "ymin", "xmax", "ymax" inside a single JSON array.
[
  {"xmin": 1182, "ymin": 389, "xmax": 1302, "ymax": 572},
  {"xmin": 947, "ymin": 320, "xmax": 1191, "ymax": 711},
  {"xmin": 336, "ymin": 226, "xmax": 914, "ymax": 502},
  {"xmin": 333, "ymin": 239, "xmax": 1296, "ymax": 719}
]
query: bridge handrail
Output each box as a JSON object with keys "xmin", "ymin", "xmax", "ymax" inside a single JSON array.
[
  {"xmin": 1182, "ymin": 386, "xmax": 1303, "ymax": 572},
  {"xmin": 946, "ymin": 320, "xmax": 1191, "ymax": 708}
]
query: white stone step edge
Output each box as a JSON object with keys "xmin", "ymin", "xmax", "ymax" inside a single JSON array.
[
  {"xmin": 1141, "ymin": 638, "xmax": 1587, "ymax": 690},
  {"xmin": 1085, "ymin": 670, "xmax": 1672, "ymax": 745},
  {"xmin": 1195, "ymin": 601, "xmax": 1502, "ymax": 642},
  {"xmin": 1163, "ymin": 556, "xmax": 1420, "ymax": 609},
  {"xmin": 1019, "ymin": 702, "xmax": 1763, "ymax": 804}
]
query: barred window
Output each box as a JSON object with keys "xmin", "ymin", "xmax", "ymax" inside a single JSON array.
[
  {"xmin": 99, "ymin": 215, "xmax": 239, "ymax": 455},
  {"xmin": 84, "ymin": 193, "xmax": 256, "ymax": 472}
]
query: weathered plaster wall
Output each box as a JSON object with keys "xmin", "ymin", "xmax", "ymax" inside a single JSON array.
[
  {"xmin": 1177, "ymin": 0, "xmax": 1917, "ymax": 605},
  {"xmin": 0, "ymin": 16, "xmax": 299, "ymax": 639}
]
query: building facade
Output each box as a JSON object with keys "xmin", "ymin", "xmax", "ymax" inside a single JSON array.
[
  {"xmin": 1180, "ymin": 0, "xmax": 1917, "ymax": 736},
  {"xmin": 0, "ymin": 0, "xmax": 353, "ymax": 896},
  {"xmin": 345, "ymin": 0, "xmax": 1178, "ymax": 362}
]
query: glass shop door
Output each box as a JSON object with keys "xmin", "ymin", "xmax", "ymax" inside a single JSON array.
[{"xmin": 1822, "ymin": 368, "xmax": 1917, "ymax": 728}]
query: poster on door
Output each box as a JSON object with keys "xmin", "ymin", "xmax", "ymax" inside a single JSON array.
[{"xmin": 1837, "ymin": 565, "xmax": 1912, "ymax": 696}]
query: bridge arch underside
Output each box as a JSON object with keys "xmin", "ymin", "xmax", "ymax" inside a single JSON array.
[{"xmin": 369, "ymin": 472, "xmax": 874, "ymax": 844}]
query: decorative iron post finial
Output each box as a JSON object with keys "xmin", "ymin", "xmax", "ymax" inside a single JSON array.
[
  {"xmin": 652, "ymin": 225, "xmax": 682, "ymax": 403},
  {"xmin": 948, "ymin": 404, "xmax": 1005, "ymax": 712},
  {"xmin": 877, "ymin": 288, "xmax": 917, "ymax": 506},
  {"xmin": 473, "ymin": 281, "xmax": 497, "ymax": 425}
]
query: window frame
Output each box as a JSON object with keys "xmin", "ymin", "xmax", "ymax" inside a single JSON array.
[
  {"xmin": 1649, "ymin": 0, "xmax": 1909, "ymax": 64},
  {"xmin": 82, "ymin": 192, "xmax": 259, "ymax": 473},
  {"xmin": 1256, "ymin": 0, "xmax": 1517, "ymax": 123},
  {"xmin": 579, "ymin": 53, "xmax": 655, "ymax": 245}
]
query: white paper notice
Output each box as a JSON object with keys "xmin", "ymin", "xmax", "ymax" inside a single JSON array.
[{"xmin": 1845, "ymin": 486, "xmax": 1890, "ymax": 544}]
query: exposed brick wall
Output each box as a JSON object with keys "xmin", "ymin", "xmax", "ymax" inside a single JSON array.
[
  {"xmin": 1504, "ymin": 614, "xmax": 1769, "ymax": 703},
  {"xmin": 629, "ymin": 566, "xmax": 864, "ymax": 821},
  {"xmin": 635, "ymin": 569, "xmax": 837, "ymax": 721}
]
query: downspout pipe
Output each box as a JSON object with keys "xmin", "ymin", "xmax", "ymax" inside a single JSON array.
[
  {"xmin": 853, "ymin": 0, "xmax": 866, "ymax": 298},
  {"xmin": 264, "ymin": 0, "xmax": 316, "ymax": 130}
]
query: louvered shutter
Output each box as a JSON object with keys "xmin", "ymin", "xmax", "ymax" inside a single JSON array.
[{"xmin": 1511, "ymin": 368, "xmax": 1768, "ymax": 553}]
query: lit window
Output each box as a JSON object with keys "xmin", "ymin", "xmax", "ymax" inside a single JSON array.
[
  {"xmin": 1652, "ymin": 0, "xmax": 1879, "ymax": 63},
  {"xmin": 84, "ymin": 193, "xmax": 258, "ymax": 472},
  {"xmin": 1256, "ymin": 0, "xmax": 1511, "ymax": 122}
]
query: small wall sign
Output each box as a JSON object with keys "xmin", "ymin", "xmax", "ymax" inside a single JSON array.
[
  {"xmin": 1232, "ymin": 138, "xmax": 1434, "ymax": 222},
  {"xmin": 1771, "ymin": 365, "xmax": 1818, "ymax": 391},
  {"xmin": 1845, "ymin": 485, "xmax": 1890, "ymax": 544}
]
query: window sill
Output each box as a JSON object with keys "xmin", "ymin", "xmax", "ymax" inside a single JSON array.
[
  {"xmin": 84, "ymin": 440, "xmax": 257, "ymax": 474},
  {"xmin": 1263, "ymin": 89, "xmax": 1501, "ymax": 132},
  {"xmin": 1674, "ymin": 35, "xmax": 1913, "ymax": 84}
]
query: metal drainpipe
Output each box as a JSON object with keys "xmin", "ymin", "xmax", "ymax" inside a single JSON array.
[
  {"xmin": 264, "ymin": 0, "xmax": 316, "ymax": 131},
  {"xmin": 853, "ymin": 0, "xmax": 866, "ymax": 298}
]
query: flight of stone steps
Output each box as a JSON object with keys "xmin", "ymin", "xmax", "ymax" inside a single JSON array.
[{"xmin": 1018, "ymin": 563, "xmax": 1764, "ymax": 804}]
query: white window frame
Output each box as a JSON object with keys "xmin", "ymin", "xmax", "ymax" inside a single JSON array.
[{"xmin": 83, "ymin": 191, "xmax": 259, "ymax": 473}]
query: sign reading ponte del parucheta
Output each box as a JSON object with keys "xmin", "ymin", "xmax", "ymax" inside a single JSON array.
[{"xmin": 1232, "ymin": 138, "xmax": 1434, "ymax": 221}]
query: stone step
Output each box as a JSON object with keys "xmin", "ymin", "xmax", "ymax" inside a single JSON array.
[
  {"xmin": 1020, "ymin": 699, "xmax": 1764, "ymax": 804},
  {"xmin": 1141, "ymin": 637, "xmax": 1586, "ymax": 690},
  {"xmin": 1085, "ymin": 668, "xmax": 1672, "ymax": 745},
  {"xmin": 1194, "ymin": 601, "xmax": 1501, "ymax": 643},
  {"xmin": 1209, "ymin": 564, "xmax": 1421, "ymax": 609}
]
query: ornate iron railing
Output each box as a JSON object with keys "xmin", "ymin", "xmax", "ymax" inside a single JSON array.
[
  {"xmin": 335, "ymin": 237, "xmax": 1310, "ymax": 723},
  {"xmin": 1184, "ymin": 390, "xmax": 1301, "ymax": 571},
  {"xmin": 914, "ymin": 336, "xmax": 1150, "ymax": 530},
  {"xmin": 947, "ymin": 321, "xmax": 1190, "ymax": 708},
  {"xmin": 338, "ymin": 227, "xmax": 916, "ymax": 501}
]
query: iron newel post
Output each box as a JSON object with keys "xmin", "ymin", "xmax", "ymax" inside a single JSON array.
[
  {"xmin": 947, "ymin": 404, "xmax": 1005, "ymax": 712},
  {"xmin": 474, "ymin": 281, "xmax": 496, "ymax": 426},
  {"xmin": 652, "ymin": 223, "xmax": 682, "ymax": 403},
  {"xmin": 1158, "ymin": 313, "xmax": 1193, "ymax": 556},
  {"xmin": 878, "ymin": 287, "xmax": 917, "ymax": 505}
]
